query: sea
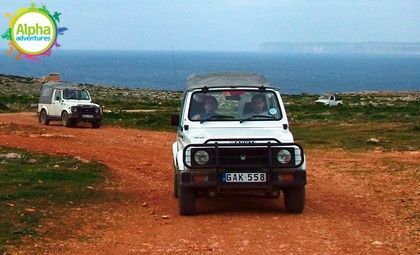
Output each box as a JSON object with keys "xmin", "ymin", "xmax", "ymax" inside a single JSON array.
[{"xmin": 0, "ymin": 50, "xmax": 419, "ymax": 94}]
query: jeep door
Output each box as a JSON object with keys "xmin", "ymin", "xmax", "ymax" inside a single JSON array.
[{"xmin": 50, "ymin": 89, "xmax": 62, "ymax": 116}]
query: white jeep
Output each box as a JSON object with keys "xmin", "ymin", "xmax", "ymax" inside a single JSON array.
[
  {"xmin": 171, "ymin": 73, "xmax": 306, "ymax": 215},
  {"xmin": 38, "ymin": 83, "xmax": 102, "ymax": 128},
  {"xmin": 315, "ymin": 93, "xmax": 343, "ymax": 106}
]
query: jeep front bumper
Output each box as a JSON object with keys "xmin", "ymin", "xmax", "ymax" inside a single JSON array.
[
  {"xmin": 69, "ymin": 112, "xmax": 102, "ymax": 121},
  {"xmin": 179, "ymin": 168, "xmax": 306, "ymax": 191},
  {"xmin": 180, "ymin": 140, "xmax": 306, "ymax": 191}
]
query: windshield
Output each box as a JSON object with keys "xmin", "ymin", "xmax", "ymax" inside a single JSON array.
[
  {"xmin": 63, "ymin": 89, "xmax": 90, "ymax": 100},
  {"xmin": 188, "ymin": 90, "xmax": 282, "ymax": 122}
]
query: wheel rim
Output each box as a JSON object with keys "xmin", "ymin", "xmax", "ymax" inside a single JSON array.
[{"xmin": 62, "ymin": 112, "xmax": 68, "ymax": 125}]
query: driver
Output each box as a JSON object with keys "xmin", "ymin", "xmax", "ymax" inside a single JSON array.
[
  {"xmin": 243, "ymin": 94, "xmax": 269, "ymax": 118},
  {"xmin": 65, "ymin": 90, "xmax": 78, "ymax": 100},
  {"xmin": 192, "ymin": 95, "xmax": 218, "ymax": 120}
]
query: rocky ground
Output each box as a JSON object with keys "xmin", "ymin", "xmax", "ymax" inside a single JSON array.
[
  {"xmin": 1, "ymin": 74, "xmax": 419, "ymax": 111},
  {"xmin": 0, "ymin": 74, "xmax": 181, "ymax": 111}
]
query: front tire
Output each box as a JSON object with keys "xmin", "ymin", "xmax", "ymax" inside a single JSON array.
[
  {"xmin": 39, "ymin": 110, "xmax": 49, "ymax": 125},
  {"xmin": 173, "ymin": 166, "xmax": 179, "ymax": 198},
  {"xmin": 179, "ymin": 187, "xmax": 196, "ymax": 216},
  {"xmin": 61, "ymin": 111, "xmax": 72, "ymax": 127},
  {"xmin": 283, "ymin": 186, "xmax": 305, "ymax": 213}
]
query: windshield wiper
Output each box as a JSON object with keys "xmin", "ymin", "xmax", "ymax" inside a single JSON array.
[
  {"xmin": 200, "ymin": 114, "xmax": 235, "ymax": 123},
  {"xmin": 240, "ymin": 115, "xmax": 276, "ymax": 123}
]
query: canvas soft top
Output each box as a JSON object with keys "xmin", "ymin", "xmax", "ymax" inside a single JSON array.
[
  {"xmin": 39, "ymin": 82, "xmax": 85, "ymax": 104},
  {"xmin": 186, "ymin": 72, "xmax": 272, "ymax": 90}
]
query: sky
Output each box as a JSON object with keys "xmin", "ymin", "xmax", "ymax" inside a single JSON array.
[{"xmin": 0, "ymin": 0, "xmax": 419, "ymax": 51}]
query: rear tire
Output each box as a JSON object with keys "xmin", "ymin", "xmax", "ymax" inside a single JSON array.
[
  {"xmin": 61, "ymin": 111, "xmax": 72, "ymax": 127},
  {"xmin": 179, "ymin": 187, "xmax": 196, "ymax": 215},
  {"xmin": 39, "ymin": 110, "xmax": 49, "ymax": 125},
  {"xmin": 92, "ymin": 119, "xmax": 102, "ymax": 129},
  {"xmin": 283, "ymin": 186, "xmax": 305, "ymax": 213}
]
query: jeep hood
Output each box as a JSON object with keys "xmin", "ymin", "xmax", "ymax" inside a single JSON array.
[
  {"xmin": 185, "ymin": 127, "xmax": 294, "ymax": 144},
  {"xmin": 63, "ymin": 100, "xmax": 99, "ymax": 107}
]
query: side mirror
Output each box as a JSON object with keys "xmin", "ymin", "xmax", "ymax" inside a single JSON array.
[
  {"xmin": 170, "ymin": 114, "xmax": 180, "ymax": 126},
  {"xmin": 55, "ymin": 96, "xmax": 60, "ymax": 101}
]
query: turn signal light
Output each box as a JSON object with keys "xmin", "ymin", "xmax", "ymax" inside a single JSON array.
[
  {"xmin": 193, "ymin": 175, "xmax": 208, "ymax": 183},
  {"xmin": 280, "ymin": 174, "xmax": 293, "ymax": 182}
]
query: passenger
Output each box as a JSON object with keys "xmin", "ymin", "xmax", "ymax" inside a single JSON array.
[
  {"xmin": 243, "ymin": 94, "xmax": 269, "ymax": 118},
  {"xmin": 192, "ymin": 96, "xmax": 218, "ymax": 120}
]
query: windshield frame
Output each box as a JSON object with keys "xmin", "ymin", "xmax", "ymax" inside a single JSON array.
[
  {"xmin": 63, "ymin": 89, "xmax": 91, "ymax": 101},
  {"xmin": 187, "ymin": 88, "xmax": 283, "ymax": 122}
]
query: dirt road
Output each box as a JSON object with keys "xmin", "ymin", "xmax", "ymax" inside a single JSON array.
[{"xmin": 0, "ymin": 113, "xmax": 418, "ymax": 254}]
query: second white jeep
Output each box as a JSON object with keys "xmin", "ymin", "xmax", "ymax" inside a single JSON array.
[
  {"xmin": 38, "ymin": 83, "xmax": 102, "ymax": 128},
  {"xmin": 171, "ymin": 72, "xmax": 306, "ymax": 215}
]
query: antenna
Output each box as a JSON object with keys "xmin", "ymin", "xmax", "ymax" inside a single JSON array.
[{"xmin": 171, "ymin": 45, "xmax": 178, "ymax": 90}]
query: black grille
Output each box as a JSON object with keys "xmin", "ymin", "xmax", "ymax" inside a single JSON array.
[
  {"xmin": 77, "ymin": 106, "xmax": 95, "ymax": 114},
  {"xmin": 218, "ymin": 148, "xmax": 269, "ymax": 167},
  {"xmin": 185, "ymin": 142, "xmax": 304, "ymax": 169}
]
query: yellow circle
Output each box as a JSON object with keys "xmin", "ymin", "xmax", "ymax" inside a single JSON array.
[{"xmin": 10, "ymin": 9, "xmax": 57, "ymax": 55}]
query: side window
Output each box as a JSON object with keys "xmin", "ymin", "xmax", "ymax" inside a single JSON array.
[{"xmin": 54, "ymin": 90, "xmax": 62, "ymax": 101}]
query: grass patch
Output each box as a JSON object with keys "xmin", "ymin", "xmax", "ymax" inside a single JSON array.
[
  {"xmin": 0, "ymin": 147, "xmax": 107, "ymax": 253},
  {"xmin": 291, "ymin": 122, "xmax": 419, "ymax": 151},
  {"xmin": 103, "ymin": 111, "xmax": 176, "ymax": 131}
]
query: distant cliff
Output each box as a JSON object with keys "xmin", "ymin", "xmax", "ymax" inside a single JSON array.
[{"xmin": 260, "ymin": 42, "xmax": 420, "ymax": 55}]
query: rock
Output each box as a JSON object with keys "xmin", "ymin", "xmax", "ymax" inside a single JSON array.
[
  {"xmin": 371, "ymin": 241, "xmax": 383, "ymax": 246},
  {"xmin": 28, "ymin": 159, "xmax": 37, "ymax": 163},
  {"xmin": 161, "ymin": 215, "xmax": 170, "ymax": 219},
  {"xmin": 25, "ymin": 208, "xmax": 36, "ymax": 212},
  {"xmin": 75, "ymin": 156, "xmax": 90, "ymax": 163},
  {"xmin": 142, "ymin": 202, "xmax": 148, "ymax": 207},
  {"xmin": 5, "ymin": 203, "xmax": 15, "ymax": 207},
  {"xmin": 0, "ymin": 152, "xmax": 22, "ymax": 159},
  {"xmin": 53, "ymin": 164, "xmax": 60, "ymax": 168},
  {"xmin": 367, "ymin": 138, "xmax": 380, "ymax": 144},
  {"xmin": 86, "ymin": 186, "xmax": 94, "ymax": 190}
]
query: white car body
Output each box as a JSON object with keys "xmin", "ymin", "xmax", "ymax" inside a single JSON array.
[
  {"xmin": 38, "ymin": 83, "xmax": 102, "ymax": 128},
  {"xmin": 172, "ymin": 87, "xmax": 304, "ymax": 171},
  {"xmin": 314, "ymin": 94, "xmax": 343, "ymax": 106}
]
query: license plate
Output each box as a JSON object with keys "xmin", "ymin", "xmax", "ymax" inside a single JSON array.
[
  {"xmin": 82, "ymin": 114, "xmax": 94, "ymax": 118},
  {"xmin": 221, "ymin": 172, "xmax": 267, "ymax": 183}
]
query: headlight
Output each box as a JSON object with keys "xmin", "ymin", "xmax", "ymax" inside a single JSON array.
[
  {"xmin": 194, "ymin": 150, "xmax": 209, "ymax": 165},
  {"xmin": 95, "ymin": 107, "xmax": 100, "ymax": 113},
  {"xmin": 71, "ymin": 106, "xmax": 77, "ymax": 113},
  {"xmin": 277, "ymin": 149, "xmax": 292, "ymax": 164}
]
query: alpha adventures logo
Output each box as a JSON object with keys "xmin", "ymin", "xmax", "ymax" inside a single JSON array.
[{"xmin": 1, "ymin": 3, "xmax": 68, "ymax": 60}]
